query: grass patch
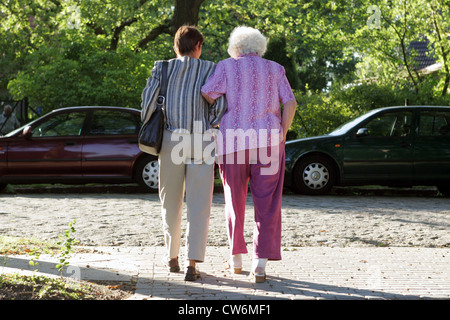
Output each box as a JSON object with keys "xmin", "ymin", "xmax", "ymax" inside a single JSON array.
[
  {"xmin": 0, "ymin": 236, "xmax": 134, "ymax": 300},
  {"xmin": 0, "ymin": 273, "xmax": 95, "ymax": 300},
  {"xmin": 0, "ymin": 273, "xmax": 134, "ymax": 300},
  {"xmin": 0, "ymin": 236, "xmax": 59, "ymax": 256}
]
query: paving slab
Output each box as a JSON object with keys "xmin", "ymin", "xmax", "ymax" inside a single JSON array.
[{"xmin": 1, "ymin": 246, "xmax": 449, "ymax": 301}]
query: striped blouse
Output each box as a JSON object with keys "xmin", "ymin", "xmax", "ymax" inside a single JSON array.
[{"xmin": 141, "ymin": 56, "xmax": 227, "ymax": 134}]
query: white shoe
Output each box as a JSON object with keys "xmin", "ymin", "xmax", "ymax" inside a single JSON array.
[{"xmin": 250, "ymin": 258, "xmax": 268, "ymax": 283}]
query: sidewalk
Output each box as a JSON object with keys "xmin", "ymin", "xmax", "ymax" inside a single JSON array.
[{"xmin": 1, "ymin": 246, "xmax": 449, "ymax": 300}]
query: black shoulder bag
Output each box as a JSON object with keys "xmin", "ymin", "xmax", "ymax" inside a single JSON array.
[{"xmin": 139, "ymin": 61, "xmax": 168, "ymax": 155}]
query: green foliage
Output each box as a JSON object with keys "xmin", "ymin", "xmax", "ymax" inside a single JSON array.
[
  {"xmin": 292, "ymin": 80, "xmax": 450, "ymax": 139},
  {"xmin": 2, "ymin": 0, "xmax": 449, "ymax": 135},
  {"xmin": 1, "ymin": 0, "xmax": 172, "ymax": 112},
  {"xmin": 7, "ymin": 43, "xmax": 150, "ymax": 113},
  {"xmin": 0, "ymin": 273, "xmax": 95, "ymax": 300},
  {"xmin": 332, "ymin": 83, "xmax": 406, "ymax": 114},
  {"xmin": 291, "ymin": 89, "xmax": 358, "ymax": 139},
  {"xmin": 0, "ymin": 221, "xmax": 79, "ymax": 278},
  {"xmin": 264, "ymin": 37, "xmax": 302, "ymax": 90},
  {"xmin": 353, "ymin": 0, "xmax": 450, "ymax": 97},
  {"xmin": 0, "ymin": 236, "xmax": 58, "ymax": 256},
  {"xmin": 55, "ymin": 219, "xmax": 78, "ymax": 276}
]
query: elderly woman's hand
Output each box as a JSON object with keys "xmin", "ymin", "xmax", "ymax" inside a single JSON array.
[{"xmin": 281, "ymin": 99, "xmax": 297, "ymax": 141}]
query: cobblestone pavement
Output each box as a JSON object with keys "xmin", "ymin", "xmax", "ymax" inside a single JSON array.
[
  {"xmin": 2, "ymin": 246, "xmax": 450, "ymax": 301},
  {"xmin": 1, "ymin": 186, "xmax": 450, "ymax": 248},
  {"xmin": 1, "ymin": 185, "xmax": 450, "ymax": 301}
]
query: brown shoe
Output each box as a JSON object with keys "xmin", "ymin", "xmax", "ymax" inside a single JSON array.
[
  {"xmin": 163, "ymin": 257, "xmax": 180, "ymax": 272},
  {"xmin": 249, "ymin": 271, "xmax": 266, "ymax": 283},
  {"xmin": 223, "ymin": 260, "xmax": 242, "ymax": 274},
  {"xmin": 184, "ymin": 266, "xmax": 200, "ymax": 281}
]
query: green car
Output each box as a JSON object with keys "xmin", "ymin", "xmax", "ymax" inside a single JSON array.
[{"xmin": 284, "ymin": 106, "xmax": 450, "ymax": 196}]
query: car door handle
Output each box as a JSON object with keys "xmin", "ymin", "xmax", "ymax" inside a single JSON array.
[
  {"xmin": 128, "ymin": 139, "xmax": 138, "ymax": 144},
  {"xmin": 64, "ymin": 141, "xmax": 77, "ymax": 146}
]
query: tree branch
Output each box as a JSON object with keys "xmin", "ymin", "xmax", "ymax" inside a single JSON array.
[
  {"xmin": 109, "ymin": 18, "xmax": 138, "ymax": 51},
  {"xmin": 384, "ymin": 6, "xmax": 420, "ymax": 93},
  {"xmin": 108, "ymin": 0, "xmax": 149, "ymax": 51},
  {"xmin": 431, "ymin": 4, "xmax": 450, "ymax": 96},
  {"xmin": 135, "ymin": 20, "xmax": 172, "ymax": 53}
]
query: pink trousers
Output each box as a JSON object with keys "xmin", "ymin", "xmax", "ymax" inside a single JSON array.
[{"xmin": 218, "ymin": 143, "xmax": 285, "ymax": 260}]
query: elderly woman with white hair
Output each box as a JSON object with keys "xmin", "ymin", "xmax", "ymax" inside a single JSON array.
[{"xmin": 202, "ymin": 26, "xmax": 297, "ymax": 282}]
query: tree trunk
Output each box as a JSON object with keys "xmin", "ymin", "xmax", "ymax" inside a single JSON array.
[
  {"xmin": 135, "ymin": 0, "xmax": 205, "ymax": 52},
  {"xmin": 172, "ymin": 0, "xmax": 205, "ymax": 34}
]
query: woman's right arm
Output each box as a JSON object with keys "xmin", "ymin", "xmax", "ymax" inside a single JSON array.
[
  {"xmin": 281, "ymin": 99, "xmax": 297, "ymax": 141},
  {"xmin": 141, "ymin": 62, "xmax": 161, "ymax": 123},
  {"xmin": 202, "ymin": 92, "xmax": 216, "ymax": 104},
  {"xmin": 201, "ymin": 61, "xmax": 226, "ymax": 105}
]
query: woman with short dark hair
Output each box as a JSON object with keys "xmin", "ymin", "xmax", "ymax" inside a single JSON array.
[{"xmin": 141, "ymin": 26, "xmax": 226, "ymax": 281}]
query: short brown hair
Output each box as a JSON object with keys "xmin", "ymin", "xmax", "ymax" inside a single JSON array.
[{"xmin": 174, "ymin": 25, "xmax": 204, "ymax": 55}]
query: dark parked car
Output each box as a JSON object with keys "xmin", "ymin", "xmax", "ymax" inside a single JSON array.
[
  {"xmin": 284, "ymin": 106, "xmax": 450, "ymax": 196},
  {"xmin": 0, "ymin": 106, "xmax": 159, "ymax": 192}
]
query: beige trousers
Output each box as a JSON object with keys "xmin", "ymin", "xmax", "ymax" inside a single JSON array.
[{"xmin": 159, "ymin": 129, "xmax": 215, "ymax": 263}]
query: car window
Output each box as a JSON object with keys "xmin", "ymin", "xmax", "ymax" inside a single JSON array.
[
  {"xmin": 32, "ymin": 112, "xmax": 86, "ymax": 137},
  {"xmin": 419, "ymin": 111, "xmax": 450, "ymax": 136},
  {"xmin": 88, "ymin": 110, "xmax": 139, "ymax": 135},
  {"xmin": 363, "ymin": 112, "xmax": 412, "ymax": 137}
]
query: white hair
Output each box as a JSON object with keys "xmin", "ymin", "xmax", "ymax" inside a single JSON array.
[{"xmin": 227, "ymin": 26, "xmax": 267, "ymax": 59}]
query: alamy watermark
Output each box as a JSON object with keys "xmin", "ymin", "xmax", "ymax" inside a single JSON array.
[
  {"xmin": 367, "ymin": 5, "xmax": 381, "ymax": 29},
  {"xmin": 168, "ymin": 122, "xmax": 283, "ymax": 176},
  {"xmin": 366, "ymin": 264, "xmax": 382, "ymax": 290},
  {"xmin": 66, "ymin": 5, "xmax": 81, "ymax": 29}
]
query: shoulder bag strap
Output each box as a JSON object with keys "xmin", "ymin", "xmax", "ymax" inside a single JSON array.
[
  {"xmin": 159, "ymin": 61, "xmax": 168, "ymax": 100},
  {"xmin": 157, "ymin": 61, "xmax": 168, "ymax": 129}
]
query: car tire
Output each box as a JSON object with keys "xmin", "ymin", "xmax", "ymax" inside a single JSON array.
[
  {"xmin": 134, "ymin": 155, "xmax": 159, "ymax": 193},
  {"xmin": 292, "ymin": 155, "xmax": 336, "ymax": 195}
]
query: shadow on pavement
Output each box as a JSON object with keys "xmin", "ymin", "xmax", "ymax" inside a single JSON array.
[{"xmin": 1, "ymin": 255, "xmax": 423, "ymax": 300}]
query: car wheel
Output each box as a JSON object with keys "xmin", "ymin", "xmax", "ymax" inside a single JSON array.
[
  {"xmin": 292, "ymin": 155, "xmax": 336, "ymax": 195},
  {"xmin": 134, "ymin": 155, "xmax": 159, "ymax": 192}
]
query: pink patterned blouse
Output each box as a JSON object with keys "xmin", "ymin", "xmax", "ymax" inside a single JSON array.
[{"xmin": 201, "ymin": 53, "xmax": 295, "ymax": 156}]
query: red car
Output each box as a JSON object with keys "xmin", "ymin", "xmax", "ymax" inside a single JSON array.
[{"xmin": 0, "ymin": 106, "xmax": 158, "ymax": 192}]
